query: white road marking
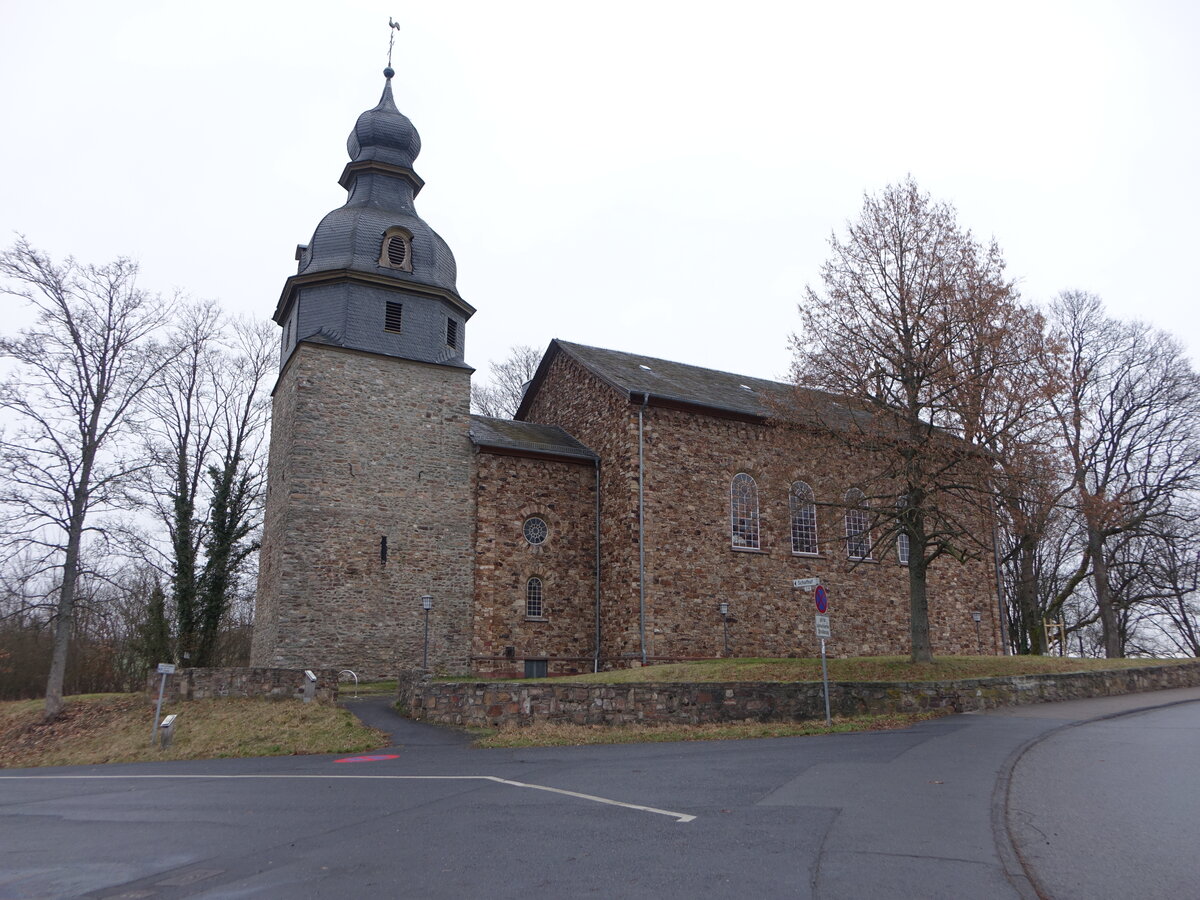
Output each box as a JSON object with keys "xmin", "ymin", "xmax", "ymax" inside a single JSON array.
[{"xmin": 0, "ymin": 773, "xmax": 697, "ymax": 824}]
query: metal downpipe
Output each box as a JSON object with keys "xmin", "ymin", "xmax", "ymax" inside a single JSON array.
[
  {"xmin": 593, "ymin": 458, "xmax": 601, "ymax": 673},
  {"xmin": 638, "ymin": 392, "xmax": 649, "ymax": 666}
]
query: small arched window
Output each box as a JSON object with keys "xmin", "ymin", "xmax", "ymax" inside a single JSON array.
[
  {"xmin": 789, "ymin": 481, "xmax": 818, "ymax": 555},
  {"xmin": 378, "ymin": 228, "xmax": 413, "ymax": 272},
  {"xmin": 731, "ymin": 473, "xmax": 760, "ymax": 550},
  {"xmin": 526, "ymin": 577, "xmax": 544, "ymax": 618},
  {"xmin": 896, "ymin": 496, "xmax": 910, "ymax": 566},
  {"xmin": 844, "ymin": 488, "xmax": 872, "ymax": 560}
]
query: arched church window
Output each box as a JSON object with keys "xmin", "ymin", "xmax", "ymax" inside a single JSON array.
[
  {"xmin": 789, "ymin": 481, "xmax": 818, "ymax": 555},
  {"xmin": 378, "ymin": 228, "xmax": 413, "ymax": 272},
  {"xmin": 731, "ymin": 473, "xmax": 760, "ymax": 550},
  {"xmin": 845, "ymin": 488, "xmax": 873, "ymax": 560},
  {"xmin": 526, "ymin": 577, "xmax": 544, "ymax": 618}
]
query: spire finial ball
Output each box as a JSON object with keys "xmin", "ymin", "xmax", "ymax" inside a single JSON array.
[{"xmin": 384, "ymin": 66, "xmax": 395, "ymax": 79}]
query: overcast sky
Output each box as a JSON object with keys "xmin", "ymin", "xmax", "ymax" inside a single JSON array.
[{"xmin": 2, "ymin": 1, "xmax": 1197, "ymax": 384}]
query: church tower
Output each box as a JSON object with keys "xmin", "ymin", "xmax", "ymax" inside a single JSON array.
[{"xmin": 251, "ymin": 66, "xmax": 476, "ymax": 677}]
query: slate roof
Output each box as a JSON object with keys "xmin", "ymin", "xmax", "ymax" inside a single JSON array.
[
  {"xmin": 469, "ymin": 415, "xmax": 598, "ymax": 462},
  {"xmin": 516, "ymin": 340, "xmax": 874, "ymax": 428},
  {"xmin": 285, "ymin": 72, "xmax": 465, "ymax": 313}
]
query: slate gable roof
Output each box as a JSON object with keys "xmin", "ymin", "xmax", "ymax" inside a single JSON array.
[
  {"xmin": 469, "ymin": 415, "xmax": 597, "ymax": 463},
  {"xmin": 515, "ymin": 339, "xmax": 872, "ymax": 428}
]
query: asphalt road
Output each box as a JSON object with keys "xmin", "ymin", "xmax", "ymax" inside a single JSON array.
[
  {"xmin": 1, "ymin": 688, "xmax": 1197, "ymax": 899},
  {"xmin": 1006, "ymin": 699, "xmax": 1200, "ymax": 899}
]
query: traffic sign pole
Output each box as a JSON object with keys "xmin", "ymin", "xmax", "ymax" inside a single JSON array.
[
  {"xmin": 820, "ymin": 638, "xmax": 831, "ymax": 726},
  {"xmin": 152, "ymin": 662, "xmax": 175, "ymax": 745}
]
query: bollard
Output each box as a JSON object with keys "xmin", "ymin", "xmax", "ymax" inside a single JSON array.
[{"xmin": 158, "ymin": 714, "xmax": 177, "ymax": 749}]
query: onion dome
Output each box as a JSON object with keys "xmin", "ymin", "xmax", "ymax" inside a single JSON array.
[{"xmin": 346, "ymin": 70, "xmax": 422, "ymax": 169}]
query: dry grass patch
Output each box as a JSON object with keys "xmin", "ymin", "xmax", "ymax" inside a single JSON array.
[
  {"xmin": 0, "ymin": 694, "xmax": 387, "ymax": 769},
  {"xmin": 473, "ymin": 709, "xmax": 952, "ymax": 748},
  {"xmin": 536, "ymin": 655, "xmax": 1191, "ymax": 685},
  {"xmin": 339, "ymin": 679, "xmax": 398, "ymax": 698}
]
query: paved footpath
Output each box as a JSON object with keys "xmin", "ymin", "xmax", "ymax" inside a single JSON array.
[{"xmin": 1, "ymin": 690, "xmax": 1197, "ymax": 899}]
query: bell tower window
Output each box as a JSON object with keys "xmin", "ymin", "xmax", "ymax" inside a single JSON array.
[
  {"xmin": 378, "ymin": 228, "xmax": 413, "ymax": 272},
  {"xmin": 384, "ymin": 301, "xmax": 403, "ymax": 333},
  {"xmin": 446, "ymin": 317, "xmax": 459, "ymax": 350}
]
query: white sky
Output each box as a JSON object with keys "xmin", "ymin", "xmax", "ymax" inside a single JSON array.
[{"xmin": 2, "ymin": 1, "xmax": 1197, "ymax": 383}]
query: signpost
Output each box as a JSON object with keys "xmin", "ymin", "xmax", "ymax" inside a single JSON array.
[
  {"xmin": 813, "ymin": 588, "xmax": 832, "ymax": 726},
  {"xmin": 151, "ymin": 662, "xmax": 176, "ymax": 745},
  {"xmin": 793, "ymin": 577, "xmax": 819, "ymax": 590}
]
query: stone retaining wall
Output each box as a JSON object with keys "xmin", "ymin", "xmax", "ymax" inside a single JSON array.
[
  {"xmin": 147, "ymin": 667, "xmax": 340, "ymax": 704},
  {"xmin": 400, "ymin": 661, "xmax": 1200, "ymax": 728}
]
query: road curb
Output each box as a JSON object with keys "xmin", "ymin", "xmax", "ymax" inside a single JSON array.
[{"xmin": 993, "ymin": 692, "xmax": 1200, "ymax": 900}]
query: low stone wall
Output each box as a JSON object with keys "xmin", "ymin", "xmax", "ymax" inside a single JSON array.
[
  {"xmin": 146, "ymin": 667, "xmax": 339, "ymax": 704},
  {"xmin": 400, "ymin": 661, "xmax": 1200, "ymax": 728}
]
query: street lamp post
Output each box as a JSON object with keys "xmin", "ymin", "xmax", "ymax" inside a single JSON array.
[
  {"xmin": 719, "ymin": 602, "xmax": 729, "ymax": 657},
  {"xmin": 421, "ymin": 595, "xmax": 433, "ymax": 670},
  {"xmin": 971, "ymin": 610, "xmax": 982, "ymax": 655}
]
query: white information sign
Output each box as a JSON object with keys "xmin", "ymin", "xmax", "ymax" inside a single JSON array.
[
  {"xmin": 793, "ymin": 578, "xmax": 820, "ymax": 589},
  {"xmin": 814, "ymin": 614, "xmax": 831, "ymax": 639},
  {"xmin": 156, "ymin": 663, "xmax": 176, "ymax": 675}
]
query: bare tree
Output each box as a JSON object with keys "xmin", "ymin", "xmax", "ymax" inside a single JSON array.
[
  {"xmin": 1047, "ymin": 291, "xmax": 1200, "ymax": 657},
  {"xmin": 0, "ymin": 239, "xmax": 175, "ymax": 718},
  {"xmin": 792, "ymin": 178, "xmax": 1032, "ymax": 661},
  {"xmin": 470, "ymin": 344, "xmax": 542, "ymax": 419},
  {"xmin": 134, "ymin": 311, "xmax": 273, "ymax": 666}
]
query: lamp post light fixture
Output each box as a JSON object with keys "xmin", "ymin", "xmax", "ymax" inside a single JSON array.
[
  {"xmin": 971, "ymin": 610, "xmax": 983, "ymax": 655},
  {"xmin": 719, "ymin": 602, "xmax": 730, "ymax": 657},
  {"xmin": 421, "ymin": 595, "xmax": 433, "ymax": 670}
]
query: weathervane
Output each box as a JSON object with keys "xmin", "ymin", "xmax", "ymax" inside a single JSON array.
[{"xmin": 386, "ymin": 18, "xmax": 401, "ymax": 73}]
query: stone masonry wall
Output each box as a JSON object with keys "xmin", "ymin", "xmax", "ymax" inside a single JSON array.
[
  {"xmin": 402, "ymin": 661, "xmax": 1200, "ymax": 727},
  {"xmin": 472, "ymin": 450, "xmax": 598, "ymax": 677},
  {"xmin": 522, "ymin": 353, "xmax": 645, "ymax": 663},
  {"xmin": 522, "ymin": 351, "xmax": 1000, "ymax": 667},
  {"xmin": 251, "ymin": 343, "xmax": 475, "ymax": 678},
  {"xmin": 639, "ymin": 407, "xmax": 1000, "ymax": 660},
  {"xmin": 148, "ymin": 667, "xmax": 339, "ymax": 704}
]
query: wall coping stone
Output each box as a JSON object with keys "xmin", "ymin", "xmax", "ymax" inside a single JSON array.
[
  {"xmin": 146, "ymin": 666, "xmax": 340, "ymax": 704},
  {"xmin": 399, "ymin": 661, "xmax": 1200, "ymax": 728}
]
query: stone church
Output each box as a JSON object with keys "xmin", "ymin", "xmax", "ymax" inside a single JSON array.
[{"xmin": 249, "ymin": 69, "xmax": 1001, "ymax": 679}]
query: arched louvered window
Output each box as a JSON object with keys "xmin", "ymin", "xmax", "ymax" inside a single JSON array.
[
  {"xmin": 378, "ymin": 228, "xmax": 413, "ymax": 272},
  {"xmin": 789, "ymin": 481, "xmax": 819, "ymax": 555},
  {"xmin": 526, "ymin": 577, "xmax": 544, "ymax": 618},
  {"xmin": 844, "ymin": 488, "xmax": 872, "ymax": 560},
  {"xmin": 731, "ymin": 473, "xmax": 760, "ymax": 550}
]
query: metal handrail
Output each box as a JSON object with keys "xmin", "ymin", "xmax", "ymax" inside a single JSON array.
[{"xmin": 337, "ymin": 669, "xmax": 359, "ymax": 699}]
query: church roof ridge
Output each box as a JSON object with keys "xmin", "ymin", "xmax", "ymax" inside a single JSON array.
[{"xmin": 514, "ymin": 339, "xmax": 875, "ymax": 430}]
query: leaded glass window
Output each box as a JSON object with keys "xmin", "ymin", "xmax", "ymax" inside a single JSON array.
[
  {"xmin": 523, "ymin": 516, "xmax": 548, "ymax": 545},
  {"xmin": 789, "ymin": 481, "xmax": 818, "ymax": 555},
  {"xmin": 526, "ymin": 577, "xmax": 544, "ymax": 618},
  {"xmin": 845, "ymin": 488, "xmax": 872, "ymax": 560},
  {"xmin": 731, "ymin": 473, "xmax": 760, "ymax": 550}
]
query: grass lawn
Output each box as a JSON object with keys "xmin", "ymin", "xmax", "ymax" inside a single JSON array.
[
  {"xmin": 337, "ymin": 679, "xmax": 398, "ymax": 698},
  {"xmin": 0, "ymin": 693, "xmax": 388, "ymax": 769}
]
